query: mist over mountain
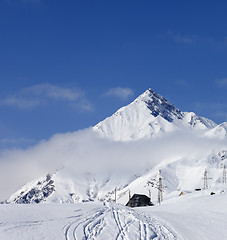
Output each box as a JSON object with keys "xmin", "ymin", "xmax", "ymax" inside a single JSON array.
[{"xmin": 0, "ymin": 89, "xmax": 227, "ymax": 204}]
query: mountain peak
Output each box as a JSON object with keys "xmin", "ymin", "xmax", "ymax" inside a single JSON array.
[
  {"xmin": 135, "ymin": 88, "xmax": 184, "ymax": 122},
  {"xmin": 93, "ymin": 88, "xmax": 216, "ymax": 141}
]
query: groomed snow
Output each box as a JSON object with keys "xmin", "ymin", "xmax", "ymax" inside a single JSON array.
[{"xmin": 1, "ymin": 189, "xmax": 227, "ymax": 239}]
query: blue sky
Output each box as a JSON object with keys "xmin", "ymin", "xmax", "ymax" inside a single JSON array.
[{"xmin": 1, "ymin": 0, "xmax": 227, "ymax": 149}]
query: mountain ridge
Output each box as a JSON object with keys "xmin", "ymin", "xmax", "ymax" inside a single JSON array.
[
  {"xmin": 6, "ymin": 88, "xmax": 227, "ymax": 204},
  {"xmin": 93, "ymin": 88, "xmax": 216, "ymax": 141}
]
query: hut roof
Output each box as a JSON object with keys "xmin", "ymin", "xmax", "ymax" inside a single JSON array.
[{"xmin": 126, "ymin": 194, "xmax": 153, "ymax": 207}]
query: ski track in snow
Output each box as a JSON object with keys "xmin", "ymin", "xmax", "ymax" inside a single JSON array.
[
  {"xmin": 63, "ymin": 207, "xmax": 109, "ymax": 240},
  {"xmin": 62, "ymin": 204, "xmax": 179, "ymax": 240},
  {"xmin": 0, "ymin": 203, "xmax": 180, "ymax": 240}
]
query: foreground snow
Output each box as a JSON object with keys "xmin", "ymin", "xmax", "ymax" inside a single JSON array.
[{"xmin": 1, "ymin": 190, "xmax": 227, "ymax": 240}]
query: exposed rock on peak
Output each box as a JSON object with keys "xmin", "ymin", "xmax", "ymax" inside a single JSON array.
[
  {"xmin": 8, "ymin": 174, "xmax": 55, "ymax": 204},
  {"xmin": 137, "ymin": 89, "xmax": 184, "ymax": 122},
  {"xmin": 94, "ymin": 89, "xmax": 216, "ymax": 141}
]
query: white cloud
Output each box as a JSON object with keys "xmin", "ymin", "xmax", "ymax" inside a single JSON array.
[
  {"xmin": 175, "ymin": 80, "xmax": 190, "ymax": 87},
  {"xmin": 1, "ymin": 83, "xmax": 91, "ymax": 110},
  {"xmin": 0, "ymin": 138, "xmax": 34, "ymax": 145},
  {"xmin": 23, "ymin": 83, "xmax": 84, "ymax": 101},
  {"xmin": 2, "ymin": 96, "xmax": 41, "ymax": 109},
  {"xmin": 0, "ymin": 128, "xmax": 226, "ymax": 200},
  {"xmin": 164, "ymin": 31, "xmax": 194, "ymax": 44},
  {"xmin": 75, "ymin": 99, "xmax": 93, "ymax": 112},
  {"xmin": 216, "ymin": 78, "xmax": 227, "ymax": 87},
  {"xmin": 105, "ymin": 87, "xmax": 133, "ymax": 100}
]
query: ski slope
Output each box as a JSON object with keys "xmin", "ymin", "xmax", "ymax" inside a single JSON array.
[
  {"xmin": 0, "ymin": 202, "xmax": 178, "ymax": 240},
  {"xmin": 1, "ymin": 189, "xmax": 227, "ymax": 239}
]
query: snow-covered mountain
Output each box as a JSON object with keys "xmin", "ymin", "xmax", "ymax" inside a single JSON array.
[
  {"xmin": 205, "ymin": 122, "xmax": 227, "ymax": 139},
  {"xmin": 8, "ymin": 147, "xmax": 227, "ymax": 205},
  {"xmin": 6, "ymin": 89, "xmax": 227, "ymax": 205},
  {"xmin": 93, "ymin": 89, "xmax": 216, "ymax": 141}
]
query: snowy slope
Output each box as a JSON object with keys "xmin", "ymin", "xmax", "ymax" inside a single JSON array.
[
  {"xmin": 0, "ymin": 202, "xmax": 183, "ymax": 239},
  {"xmin": 7, "ymin": 144, "xmax": 227, "ymax": 205},
  {"xmin": 6, "ymin": 89, "xmax": 226, "ymax": 205},
  {"xmin": 8, "ymin": 167, "xmax": 141, "ymax": 204},
  {"xmin": 93, "ymin": 89, "xmax": 216, "ymax": 141},
  {"xmin": 205, "ymin": 122, "xmax": 227, "ymax": 139},
  {"xmin": 115, "ymin": 148, "xmax": 227, "ymax": 205},
  {"xmin": 3, "ymin": 88, "xmax": 227, "ymax": 240},
  {"xmin": 2, "ymin": 190, "xmax": 227, "ymax": 240}
]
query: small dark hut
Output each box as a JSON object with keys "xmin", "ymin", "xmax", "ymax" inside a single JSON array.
[
  {"xmin": 126, "ymin": 194, "xmax": 153, "ymax": 207},
  {"xmin": 194, "ymin": 188, "xmax": 201, "ymax": 191}
]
